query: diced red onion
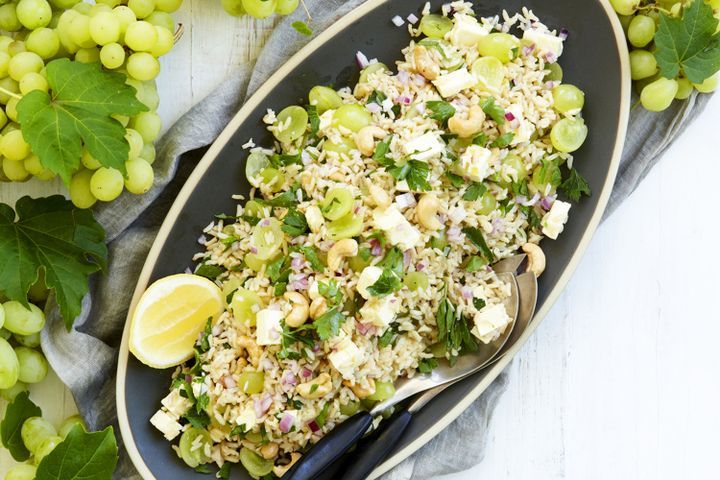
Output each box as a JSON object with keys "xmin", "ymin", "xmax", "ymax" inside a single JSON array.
[
  {"xmin": 521, "ymin": 193, "xmax": 540, "ymax": 207},
  {"xmin": 301, "ymin": 150, "xmax": 312, "ymax": 165},
  {"xmin": 308, "ymin": 420, "xmax": 320, "ymax": 433},
  {"xmin": 250, "ymin": 246, "xmax": 258, "ymax": 254},
  {"xmin": 544, "ymin": 52, "xmax": 558, "ymax": 64},
  {"xmin": 391, "ymin": 15, "xmax": 404, "ymax": 27},
  {"xmin": 260, "ymin": 219, "xmax": 271, "ymax": 227},
  {"xmin": 403, "ymin": 249, "xmax": 413, "ymax": 268},
  {"xmin": 289, "ymin": 273, "xmax": 308, "ymax": 291},
  {"xmin": 291, "ymin": 256, "xmax": 305, "ymax": 271},
  {"xmin": 222, "ymin": 375, "xmax": 236, "ymax": 389},
  {"xmin": 416, "ymin": 103, "xmax": 426, "ymax": 114},
  {"xmin": 416, "ymin": 261, "xmax": 426, "ymax": 271},
  {"xmin": 356, "ymin": 321, "xmax": 374, "ymax": 335},
  {"xmin": 461, "ymin": 286, "xmax": 473, "ymax": 299},
  {"xmin": 370, "ymin": 238, "xmax": 383, "ymax": 256},
  {"xmin": 395, "ymin": 192, "xmax": 416, "ymax": 210},
  {"xmin": 521, "ymin": 44, "xmax": 535, "ymax": 57},
  {"xmin": 505, "ymin": 112, "xmax": 516, "ymax": 121},
  {"xmin": 254, "ymin": 394, "xmax": 272, "ymax": 418},
  {"xmin": 407, "ymin": 13, "xmax": 419, "ymax": 24},
  {"xmin": 540, "ymin": 195, "xmax": 556, "ymax": 210},
  {"xmin": 280, "ymin": 413, "xmax": 295, "ymax": 433},
  {"xmin": 356, "ymin": 51, "xmax": 369, "ymax": 69},
  {"xmin": 313, "ymin": 342, "xmax": 322, "ymax": 353},
  {"xmin": 366, "ymin": 102, "xmax": 382, "ymax": 114},
  {"xmin": 397, "ymin": 70, "xmax": 410, "ymax": 84},
  {"xmin": 197, "ymin": 235, "xmax": 207, "ymax": 244},
  {"xmin": 301, "ymin": 367, "xmax": 313, "ymax": 378},
  {"xmin": 282, "ymin": 371, "xmax": 297, "ymax": 387},
  {"xmin": 559, "ymin": 28, "xmax": 569, "ymax": 40},
  {"xmin": 185, "ymin": 374, "xmax": 192, "ymax": 383},
  {"xmin": 447, "ymin": 226, "xmax": 463, "ymax": 242},
  {"xmin": 396, "ymin": 95, "xmax": 412, "ymax": 105},
  {"xmin": 492, "ymin": 218, "xmax": 506, "ymax": 234},
  {"xmin": 412, "ymin": 74, "xmax": 426, "ymax": 86}
]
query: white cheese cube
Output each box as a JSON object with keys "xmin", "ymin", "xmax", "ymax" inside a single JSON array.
[
  {"xmin": 432, "ymin": 68, "xmax": 476, "ymax": 98},
  {"xmin": 318, "ymin": 109, "xmax": 335, "ymax": 132},
  {"xmin": 357, "ymin": 266, "xmax": 383, "ymax": 300},
  {"xmin": 150, "ymin": 410, "xmax": 183, "ymax": 441},
  {"xmin": 447, "ymin": 14, "xmax": 489, "ymax": 47},
  {"xmin": 459, "ymin": 145, "xmax": 492, "ymax": 182},
  {"xmin": 373, "ymin": 204, "xmax": 406, "ymax": 231},
  {"xmin": 372, "ymin": 205, "xmax": 423, "ymax": 250},
  {"xmin": 161, "ymin": 389, "xmax": 193, "ymax": 418},
  {"xmin": 256, "ymin": 309, "xmax": 283, "ymax": 345},
  {"xmin": 471, "ymin": 303, "xmax": 511, "ymax": 344},
  {"xmin": 541, "ymin": 200, "xmax": 571, "ymax": 239},
  {"xmin": 304, "ymin": 205, "xmax": 324, "ymax": 233},
  {"xmin": 403, "ymin": 132, "xmax": 445, "ymax": 161},
  {"xmin": 359, "ymin": 295, "xmax": 400, "ymax": 329},
  {"xmin": 503, "ymin": 104, "xmax": 534, "ymax": 145},
  {"xmin": 522, "ymin": 29, "xmax": 564, "ymax": 58},
  {"xmin": 235, "ymin": 403, "xmax": 258, "ymax": 430},
  {"xmin": 386, "ymin": 222, "xmax": 422, "ymax": 251},
  {"xmin": 328, "ymin": 336, "xmax": 364, "ymax": 379}
]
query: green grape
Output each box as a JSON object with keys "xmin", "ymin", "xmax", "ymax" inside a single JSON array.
[
  {"xmin": 7, "ymin": 41, "xmax": 27, "ymax": 57},
  {"xmin": 308, "ymin": 85, "xmax": 343, "ymax": 114},
  {"xmin": 56, "ymin": 10, "xmax": 79, "ymax": 53},
  {"xmin": 0, "ymin": 36, "xmax": 12, "ymax": 52},
  {"xmin": 471, "ymin": 56, "xmax": 506, "ymax": 93},
  {"xmin": 58, "ymin": 415, "xmax": 86, "ymax": 438},
  {"xmin": 3, "ymin": 157, "xmax": 30, "ymax": 181},
  {"xmin": 550, "ymin": 117, "xmax": 588, "ymax": 153},
  {"xmin": 327, "ymin": 212, "xmax": 363, "ymax": 240},
  {"xmin": 531, "ymin": 161, "xmax": 561, "ymax": 195},
  {"xmin": 155, "ymin": 0, "xmax": 183, "ymax": 13},
  {"xmin": 0, "ymin": 110, "xmax": 6, "ymax": 132},
  {"xmin": 503, "ymin": 153, "xmax": 528, "ymax": 182},
  {"xmin": 72, "ymin": 2, "xmax": 92, "ymax": 14},
  {"xmin": 221, "ymin": 0, "xmax": 245, "ymax": 16},
  {"xmin": 179, "ymin": 428, "xmax": 212, "ymax": 468},
  {"xmin": 320, "ymin": 187, "xmax": 354, "ymax": 220},
  {"xmin": 0, "ymin": 130, "xmax": 31, "ymax": 161},
  {"xmin": 25, "ymin": 28, "xmax": 59, "ymax": 59},
  {"xmin": 0, "ymin": 51, "xmax": 10, "ymax": 77},
  {"xmin": 125, "ymin": 128, "xmax": 144, "ymax": 159},
  {"xmin": 0, "ymin": 381, "xmax": 28, "ymax": 402},
  {"xmin": 80, "ymin": 148, "xmax": 101, "ymax": 170},
  {"xmin": 90, "ymin": 3, "xmax": 113, "ymax": 16},
  {"xmin": 126, "ymin": 52, "xmax": 160, "ymax": 81},
  {"xmin": 244, "ymin": 151, "xmax": 269, "ymax": 185},
  {"xmin": 75, "ymin": 47, "xmax": 100, "ymax": 63},
  {"xmin": 348, "ymin": 253, "xmax": 370, "ymax": 272},
  {"xmin": 69, "ymin": 169, "xmax": 97, "ymax": 209},
  {"xmin": 34, "ymin": 435, "xmax": 63, "ymax": 464},
  {"xmin": 251, "ymin": 218, "xmax": 285, "ymax": 260},
  {"xmin": 1, "ymin": 121, "xmax": 19, "ymax": 134},
  {"xmin": 241, "ymin": 0, "xmax": 277, "ymax": 19},
  {"xmin": 128, "ymin": 0, "xmax": 156, "ymax": 19},
  {"xmin": 23, "ymin": 155, "xmax": 46, "ymax": 176},
  {"xmin": 322, "ymin": 137, "xmax": 356, "ymax": 156},
  {"xmin": 89, "ymin": 11, "xmax": 120, "ymax": 45},
  {"xmin": 0, "ymin": 328, "xmax": 9, "ymax": 340},
  {"xmin": 0, "ymin": 337, "xmax": 19, "ymax": 389},
  {"xmin": 0, "ymin": 302, "xmax": 4, "ymax": 328},
  {"xmin": 2, "ymin": 301, "xmax": 45, "ymax": 335},
  {"xmin": 5, "ymin": 96, "xmax": 19, "ymax": 122},
  {"xmin": 130, "ymin": 111, "xmax": 162, "ymax": 142},
  {"xmin": 50, "ymin": 0, "xmax": 81, "ymax": 9},
  {"xmin": 551, "ymin": 84, "xmax": 585, "ymax": 113},
  {"xmin": 275, "ymin": 0, "xmax": 298, "ymax": 15},
  {"xmin": 21, "ymin": 416, "xmax": 57, "ymax": 454},
  {"xmin": 139, "ymin": 80, "xmax": 160, "ymax": 109},
  {"xmin": 69, "ymin": 14, "xmax": 96, "ymax": 49},
  {"xmin": 150, "ymin": 25, "xmax": 174, "ymax": 57},
  {"xmin": 675, "ymin": 77, "xmax": 693, "ymax": 99},
  {"xmin": 125, "ymin": 20, "xmax": 157, "ymax": 52},
  {"xmin": 8, "ymin": 51, "xmax": 43, "ymax": 82},
  {"xmin": 627, "ymin": 14, "xmax": 655, "ymax": 48},
  {"xmin": 112, "ymin": 5, "xmax": 137, "ymax": 35},
  {"xmin": 334, "ymin": 104, "xmax": 372, "ymax": 132},
  {"xmin": 243, "ymin": 252, "xmax": 267, "ymax": 273},
  {"xmin": 419, "ymin": 13, "xmax": 453, "ymax": 39},
  {"xmin": 640, "ymin": 77, "xmax": 678, "ymax": 111},
  {"xmin": 14, "ymin": 332, "xmax": 40, "ymax": 348},
  {"xmin": 239, "ymin": 447, "xmax": 273, "ymax": 478},
  {"xmin": 4, "ymin": 464, "xmax": 36, "ymax": 480},
  {"xmin": 16, "ymin": 0, "xmax": 52, "ymax": 29},
  {"xmin": 140, "ymin": 143, "xmax": 156, "ymax": 164},
  {"xmin": 367, "ymin": 380, "xmax": 395, "ymax": 401},
  {"xmin": 340, "ymin": 400, "xmax": 362, "ymax": 416},
  {"xmin": 145, "ymin": 11, "xmax": 173, "ymax": 31},
  {"xmin": 544, "ymin": 62, "xmax": 563, "ymax": 82},
  {"xmin": 100, "ymin": 42, "xmax": 125, "ymax": 69},
  {"xmin": 629, "ymin": 49, "xmax": 658, "ymax": 80},
  {"xmin": 259, "ymin": 167, "xmax": 285, "ymax": 192},
  {"xmin": 404, "ymin": 271, "xmax": 429, "ymax": 291},
  {"xmin": 477, "ymin": 33, "xmax": 520, "ymax": 64},
  {"xmin": 90, "ymin": 167, "xmax": 124, "ymax": 201},
  {"xmin": 693, "ymin": 73, "xmax": 718, "ymax": 93},
  {"xmin": 0, "ymin": 4, "xmax": 22, "ymax": 32},
  {"xmin": 124, "ymin": 158, "xmax": 154, "ymax": 194},
  {"xmin": 273, "ymin": 105, "xmax": 308, "ymax": 143},
  {"xmin": 610, "ymin": 0, "xmax": 639, "ymax": 15},
  {"xmin": 15, "ymin": 347, "xmax": 48, "ymax": 384},
  {"xmin": 358, "ymin": 62, "xmax": 387, "ymax": 83},
  {"xmin": 237, "ymin": 370, "xmax": 264, "ymax": 394},
  {"xmin": 114, "ymin": 114, "xmax": 131, "ymax": 127}
]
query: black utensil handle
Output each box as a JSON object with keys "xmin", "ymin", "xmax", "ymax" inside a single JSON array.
[
  {"xmin": 341, "ymin": 409, "xmax": 413, "ymax": 480},
  {"xmin": 286, "ymin": 411, "xmax": 373, "ymax": 480}
]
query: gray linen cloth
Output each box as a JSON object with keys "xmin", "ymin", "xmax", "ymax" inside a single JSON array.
[{"xmin": 39, "ymin": 1, "xmax": 711, "ymax": 478}]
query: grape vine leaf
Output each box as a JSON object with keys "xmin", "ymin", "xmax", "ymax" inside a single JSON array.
[
  {"xmin": 36, "ymin": 425, "xmax": 118, "ymax": 480},
  {"xmin": 0, "ymin": 196, "xmax": 107, "ymax": 330},
  {"xmin": 16, "ymin": 58, "xmax": 148, "ymax": 185},
  {"xmin": 654, "ymin": 0, "xmax": 720, "ymax": 84},
  {"xmin": 0, "ymin": 391, "xmax": 41, "ymax": 462}
]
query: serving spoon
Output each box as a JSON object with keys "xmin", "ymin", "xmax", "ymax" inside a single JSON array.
[{"xmin": 286, "ymin": 255, "xmax": 530, "ymax": 480}]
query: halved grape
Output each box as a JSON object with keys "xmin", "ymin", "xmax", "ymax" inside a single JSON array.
[
  {"xmin": 231, "ymin": 288, "xmax": 263, "ymax": 326},
  {"xmin": 320, "ymin": 187, "xmax": 354, "ymax": 220},
  {"xmin": 259, "ymin": 167, "xmax": 286, "ymax": 193},
  {"xmin": 179, "ymin": 428, "xmax": 212, "ymax": 468},
  {"xmin": 550, "ymin": 117, "xmax": 588, "ymax": 153},
  {"xmin": 274, "ymin": 105, "xmax": 308, "ymax": 143},
  {"xmin": 322, "ymin": 137, "xmax": 357, "ymax": 156},
  {"xmin": 237, "ymin": 371, "xmax": 264, "ymax": 394},
  {"xmin": 544, "ymin": 62, "xmax": 563, "ymax": 82},
  {"xmin": 239, "ymin": 447, "xmax": 273, "ymax": 478},
  {"xmin": 327, "ymin": 213, "xmax": 363, "ymax": 240},
  {"xmin": 419, "ymin": 13, "xmax": 453, "ymax": 39},
  {"xmin": 251, "ymin": 218, "xmax": 285, "ymax": 260},
  {"xmin": 531, "ymin": 160, "xmax": 562, "ymax": 195},
  {"xmin": 358, "ymin": 62, "xmax": 387, "ymax": 84},
  {"xmin": 308, "ymin": 86, "xmax": 343, "ymax": 114},
  {"xmin": 367, "ymin": 380, "xmax": 395, "ymax": 401},
  {"xmin": 340, "ymin": 400, "xmax": 363, "ymax": 416},
  {"xmin": 334, "ymin": 104, "xmax": 372, "ymax": 132},
  {"xmin": 21, "ymin": 416, "xmax": 57, "ymax": 454},
  {"xmin": 477, "ymin": 33, "xmax": 520, "ymax": 64},
  {"xmin": 404, "ymin": 272, "xmax": 429, "ymax": 291},
  {"xmin": 245, "ymin": 151, "xmax": 270, "ymax": 187},
  {"xmin": 551, "ymin": 84, "xmax": 585, "ymax": 114},
  {"xmin": 471, "ymin": 57, "xmax": 506, "ymax": 93},
  {"xmin": 503, "ymin": 154, "xmax": 528, "ymax": 182}
]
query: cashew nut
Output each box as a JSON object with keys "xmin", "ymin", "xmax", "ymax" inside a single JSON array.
[
  {"xmin": 327, "ymin": 238, "xmax": 358, "ymax": 271},
  {"xmin": 260, "ymin": 442, "xmax": 279, "ymax": 460},
  {"xmin": 296, "ymin": 372, "xmax": 332, "ymax": 399},
  {"xmin": 237, "ymin": 336, "xmax": 261, "ymax": 366},
  {"xmin": 344, "ymin": 379, "xmax": 376, "ymax": 399},
  {"xmin": 413, "ymin": 45, "xmax": 439, "ymax": 80},
  {"xmin": 284, "ymin": 291, "xmax": 310, "ymax": 328},
  {"xmin": 416, "ymin": 194, "xmax": 443, "ymax": 231},
  {"xmin": 273, "ymin": 453, "xmax": 302, "ymax": 477},
  {"xmin": 522, "ymin": 243, "xmax": 546, "ymax": 277},
  {"xmin": 309, "ymin": 297, "xmax": 328, "ymax": 319},
  {"xmin": 448, "ymin": 105, "xmax": 486, "ymax": 138},
  {"xmin": 305, "ymin": 205, "xmax": 324, "ymax": 233},
  {"xmin": 354, "ymin": 126, "xmax": 387, "ymax": 157},
  {"xmin": 366, "ymin": 181, "xmax": 392, "ymax": 209}
]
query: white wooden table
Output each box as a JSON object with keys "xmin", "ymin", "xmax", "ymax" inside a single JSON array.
[{"xmin": 2, "ymin": 3, "xmax": 719, "ymax": 477}]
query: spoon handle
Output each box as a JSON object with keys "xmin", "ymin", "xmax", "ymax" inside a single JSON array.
[{"xmin": 286, "ymin": 411, "xmax": 373, "ymax": 480}]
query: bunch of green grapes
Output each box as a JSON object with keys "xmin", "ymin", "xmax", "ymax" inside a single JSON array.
[
  {"xmin": 220, "ymin": 0, "xmax": 299, "ymax": 19},
  {"xmin": 0, "ymin": 0, "xmax": 185, "ymax": 208},
  {"xmin": 610, "ymin": 0, "xmax": 719, "ymax": 111}
]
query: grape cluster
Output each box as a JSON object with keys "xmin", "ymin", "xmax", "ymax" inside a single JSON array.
[
  {"xmin": 220, "ymin": 0, "xmax": 299, "ymax": 19},
  {"xmin": 610, "ymin": 0, "xmax": 719, "ymax": 111}
]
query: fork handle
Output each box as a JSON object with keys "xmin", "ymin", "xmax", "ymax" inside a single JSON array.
[{"xmin": 286, "ymin": 411, "xmax": 372, "ymax": 480}]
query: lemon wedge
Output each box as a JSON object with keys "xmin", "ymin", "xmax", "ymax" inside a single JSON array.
[{"xmin": 129, "ymin": 274, "xmax": 224, "ymax": 369}]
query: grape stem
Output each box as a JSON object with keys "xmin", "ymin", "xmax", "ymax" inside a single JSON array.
[
  {"xmin": 0, "ymin": 86, "xmax": 22, "ymax": 100},
  {"xmin": 174, "ymin": 23, "xmax": 185, "ymax": 43},
  {"xmin": 636, "ymin": 4, "xmax": 671, "ymax": 15},
  {"xmin": 300, "ymin": 0, "xmax": 312, "ymax": 21}
]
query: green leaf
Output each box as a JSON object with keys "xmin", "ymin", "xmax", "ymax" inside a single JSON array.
[
  {"xmin": 379, "ymin": 247, "xmax": 404, "ymax": 277},
  {"xmin": 417, "ymin": 357, "xmax": 438, "ymax": 374},
  {"xmin": 282, "ymin": 208, "xmax": 308, "ymax": 237},
  {"xmin": 194, "ymin": 263, "xmax": 225, "ymax": 280},
  {"xmin": 259, "ymin": 187, "xmax": 300, "ymax": 208},
  {"xmin": 560, "ymin": 168, "xmax": 592, "ymax": 202},
  {"xmin": 0, "ymin": 196, "xmax": 107, "ymax": 330},
  {"xmin": 306, "ymin": 105, "xmax": 320, "ymax": 136},
  {"xmin": 16, "ymin": 59, "xmax": 147, "ymax": 185},
  {"xmin": 367, "ymin": 90, "xmax": 387, "ymax": 105},
  {"xmin": 269, "ymin": 152, "xmax": 302, "ymax": 168},
  {"xmin": 266, "ymin": 256, "xmax": 290, "ymax": 284},
  {"xmin": 490, "ymin": 132, "xmax": 514, "ymax": 148},
  {"xmin": 279, "ymin": 322, "xmax": 316, "ymax": 360},
  {"xmin": 481, "ymin": 97, "xmax": 506, "ymax": 125},
  {"xmin": 35, "ymin": 425, "xmax": 118, "ymax": 480},
  {"xmin": 378, "ymin": 325, "xmax": 399, "ymax": 348},
  {"xmin": 315, "ymin": 402, "xmax": 331, "ymax": 427},
  {"xmin": 372, "ymin": 136, "xmax": 394, "ymax": 167},
  {"xmin": 318, "ymin": 279, "xmax": 343, "ymax": 306},
  {"xmin": 426, "ymin": 100, "xmax": 456, "ymax": 123},
  {"xmin": 444, "ymin": 171, "xmax": 465, "ymax": 188},
  {"xmin": 300, "ymin": 246, "xmax": 324, "ymax": 272},
  {"xmin": 0, "ymin": 391, "xmax": 41, "ymax": 461},
  {"xmin": 218, "ymin": 463, "xmax": 231, "ymax": 479},
  {"xmin": 314, "ymin": 307, "xmax": 345, "ymax": 340},
  {"xmin": 292, "ymin": 21, "xmax": 313, "ymax": 36},
  {"xmin": 473, "ymin": 297, "xmax": 486, "ymax": 310},
  {"xmin": 464, "ymin": 255, "xmax": 486, "ymax": 273},
  {"xmin": 462, "ymin": 226, "xmax": 496, "ymax": 263},
  {"xmin": 654, "ymin": 0, "xmax": 720, "ymax": 84},
  {"xmin": 389, "ymin": 160, "xmax": 430, "ymax": 191},
  {"xmin": 367, "ymin": 269, "xmax": 402, "ymax": 297},
  {"xmin": 462, "ymin": 182, "xmax": 487, "ymax": 201}
]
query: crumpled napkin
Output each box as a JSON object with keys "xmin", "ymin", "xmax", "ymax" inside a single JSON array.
[{"xmin": 39, "ymin": 1, "xmax": 710, "ymax": 478}]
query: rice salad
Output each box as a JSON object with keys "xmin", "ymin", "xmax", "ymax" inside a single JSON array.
[{"xmin": 150, "ymin": 2, "xmax": 590, "ymax": 477}]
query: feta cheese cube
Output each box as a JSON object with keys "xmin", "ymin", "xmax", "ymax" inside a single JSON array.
[
  {"xmin": 357, "ymin": 266, "xmax": 383, "ymax": 300},
  {"xmin": 522, "ymin": 29, "xmax": 564, "ymax": 58},
  {"xmin": 150, "ymin": 410, "xmax": 183, "ymax": 440},
  {"xmin": 403, "ymin": 132, "xmax": 445, "ymax": 161},
  {"xmin": 372, "ymin": 205, "xmax": 423, "ymax": 250},
  {"xmin": 256, "ymin": 309, "xmax": 283, "ymax": 345},
  {"xmin": 541, "ymin": 200, "xmax": 571, "ymax": 239},
  {"xmin": 161, "ymin": 389, "xmax": 193, "ymax": 418},
  {"xmin": 459, "ymin": 145, "xmax": 492, "ymax": 182},
  {"xmin": 328, "ymin": 336, "xmax": 364, "ymax": 379},
  {"xmin": 503, "ymin": 105, "xmax": 534, "ymax": 145},
  {"xmin": 471, "ymin": 303, "xmax": 511, "ymax": 344},
  {"xmin": 432, "ymin": 68, "xmax": 476, "ymax": 98},
  {"xmin": 318, "ymin": 109, "xmax": 335, "ymax": 132},
  {"xmin": 304, "ymin": 205, "xmax": 324, "ymax": 233},
  {"xmin": 235, "ymin": 403, "xmax": 258, "ymax": 431},
  {"xmin": 447, "ymin": 14, "xmax": 489, "ymax": 47},
  {"xmin": 360, "ymin": 295, "xmax": 400, "ymax": 329}
]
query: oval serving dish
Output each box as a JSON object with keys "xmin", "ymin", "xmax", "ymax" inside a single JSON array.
[{"xmin": 117, "ymin": 0, "xmax": 630, "ymax": 478}]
